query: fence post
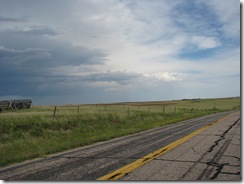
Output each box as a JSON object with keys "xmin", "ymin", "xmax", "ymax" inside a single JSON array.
[
  {"xmin": 127, "ymin": 107, "xmax": 130, "ymax": 116},
  {"xmin": 53, "ymin": 106, "xmax": 57, "ymax": 120},
  {"xmin": 0, "ymin": 106, "xmax": 3, "ymax": 113}
]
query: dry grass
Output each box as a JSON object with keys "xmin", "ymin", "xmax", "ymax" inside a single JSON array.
[{"xmin": 0, "ymin": 97, "xmax": 240, "ymax": 167}]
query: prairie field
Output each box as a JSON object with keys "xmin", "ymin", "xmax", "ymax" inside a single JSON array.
[{"xmin": 0, "ymin": 97, "xmax": 240, "ymax": 167}]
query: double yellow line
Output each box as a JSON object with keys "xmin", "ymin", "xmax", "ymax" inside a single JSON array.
[{"xmin": 98, "ymin": 112, "xmax": 236, "ymax": 180}]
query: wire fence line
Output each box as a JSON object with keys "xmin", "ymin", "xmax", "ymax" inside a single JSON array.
[
  {"xmin": 49, "ymin": 104, "xmax": 218, "ymax": 120},
  {"xmin": 1, "ymin": 97, "xmax": 239, "ymax": 122}
]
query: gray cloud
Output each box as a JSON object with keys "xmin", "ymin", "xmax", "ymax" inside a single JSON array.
[
  {"xmin": 0, "ymin": 26, "xmax": 108, "ymax": 97},
  {"xmin": 0, "ymin": 46, "xmax": 142, "ymax": 97},
  {"xmin": 0, "ymin": 29, "xmax": 57, "ymax": 50},
  {"xmin": 0, "ymin": 0, "xmax": 240, "ymax": 105},
  {"xmin": 0, "ymin": 16, "xmax": 27, "ymax": 22},
  {"xmin": 23, "ymin": 27, "xmax": 59, "ymax": 36},
  {"xmin": 0, "ymin": 26, "xmax": 59, "ymax": 38},
  {"xmin": 0, "ymin": 27, "xmax": 107, "ymax": 66},
  {"xmin": 0, "ymin": 6, "xmax": 110, "ymax": 99},
  {"xmin": 79, "ymin": 71, "xmax": 142, "ymax": 84}
]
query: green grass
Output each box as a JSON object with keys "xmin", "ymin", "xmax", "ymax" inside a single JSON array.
[{"xmin": 0, "ymin": 97, "xmax": 240, "ymax": 167}]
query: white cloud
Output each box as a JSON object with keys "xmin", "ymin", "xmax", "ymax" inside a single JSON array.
[
  {"xmin": 144, "ymin": 72, "xmax": 185, "ymax": 82},
  {"xmin": 191, "ymin": 36, "xmax": 221, "ymax": 49},
  {"xmin": 88, "ymin": 81, "xmax": 127, "ymax": 92}
]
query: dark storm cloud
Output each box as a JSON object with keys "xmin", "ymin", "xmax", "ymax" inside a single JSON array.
[
  {"xmin": 0, "ymin": 44, "xmax": 142, "ymax": 96},
  {"xmin": 0, "ymin": 26, "xmax": 107, "ymax": 65},
  {"xmin": 0, "ymin": 24, "xmax": 138, "ymax": 97},
  {"xmin": 0, "ymin": 7, "xmax": 110, "ymax": 98},
  {"xmin": 0, "ymin": 44, "xmax": 108, "ymax": 96},
  {"xmin": 0, "ymin": 24, "xmax": 108, "ymax": 97},
  {"xmin": 0, "ymin": 46, "xmax": 107, "ymax": 68}
]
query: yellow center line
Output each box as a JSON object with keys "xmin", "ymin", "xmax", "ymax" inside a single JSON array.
[{"xmin": 97, "ymin": 112, "xmax": 236, "ymax": 181}]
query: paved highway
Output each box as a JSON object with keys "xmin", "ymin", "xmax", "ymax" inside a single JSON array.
[
  {"xmin": 0, "ymin": 111, "xmax": 240, "ymax": 181},
  {"xmin": 120, "ymin": 111, "xmax": 240, "ymax": 181}
]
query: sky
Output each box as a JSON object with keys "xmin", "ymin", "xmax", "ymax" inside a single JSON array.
[{"xmin": 0, "ymin": 0, "xmax": 240, "ymax": 105}]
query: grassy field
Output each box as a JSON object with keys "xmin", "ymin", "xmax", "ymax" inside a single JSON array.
[{"xmin": 0, "ymin": 97, "xmax": 240, "ymax": 167}]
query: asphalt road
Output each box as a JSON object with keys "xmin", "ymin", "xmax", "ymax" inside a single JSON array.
[
  {"xmin": 0, "ymin": 111, "xmax": 240, "ymax": 181},
  {"xmin": 120, "ymin": 111, "xmax": 240, "ymax": 181}
]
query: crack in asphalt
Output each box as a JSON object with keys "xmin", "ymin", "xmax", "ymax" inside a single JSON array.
[
  {"xmin": 196, "ymin": 118, "xmax": 240, "ymax": 180},
  {"xmin": 177, "ymin": 117, "xmax": 240, "ymax": 180},
  {"xmin": 208, "ymin": 118, "xmax": 240, "ymax": 153},
  {"xmin": 206, "ymin": 162, "xmax": 229, "ymax": 180}
]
